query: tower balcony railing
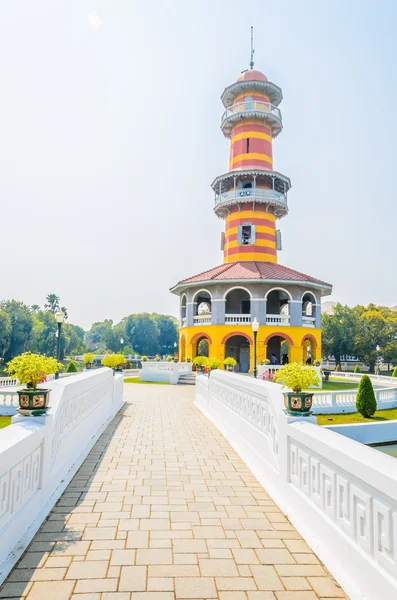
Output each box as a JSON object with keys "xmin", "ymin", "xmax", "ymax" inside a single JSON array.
[
  {"xmin": 194, "ymin": 314, "xmax": 211, "ymax": 325},
  {"xmin": 215, "ymin": 188, "xmax": 287, "ymax": 207},
  {"xmin": 302, "ymin": 315, "xmax": 316, "ymax": 328},
  {"xmin": 221, "ymin": 101, "xmax": 282, "ymax": 136},
  {"xmin": 266, "ymin": 314, "xmax": 290, "ymax": 326},
  {"xmin": 225, "ymin": 314, "xmax": 251, "ymax": 324}
]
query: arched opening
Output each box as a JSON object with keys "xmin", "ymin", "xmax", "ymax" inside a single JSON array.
[
  {"xmin": 225, "ymin": 287, "xmax": 251, "ymax": 324},
  {"xmin": 302, "ymin": 292, "xmax": 317, "ymax": 328},
  {"xmin": 193, "ymin": 290, "xmax": 212, "ymax": 325},
  {"xmin": 302, "ymin": 335, "xmax": 318, "ymax": 364},
  {"xmin": 265, "ymin": 333, "xmax": 293, "ymax": 365},
  {"xmin": 180, "ymin": 295, "xmax": 187, "ymax": 327},
  {"xmin": 180, "ymin": 335, "xmax": 186, "ymax": 362},
  {"xmin": 265, "ymin": 288, "xmax": 291, "ymax": 325},
  {"xmin": 224, "ymin": 334, "xmax": 251, "ymax": 373},
  {"xmin": 190, "ymin": 333, "xmax": 212, "ymax": 362}
]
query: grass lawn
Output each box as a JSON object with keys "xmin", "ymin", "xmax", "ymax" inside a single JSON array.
[
  {"xmin": 304, "ymin": 380, "xmax": 358, "ymax": 393},
  {"xmin": 124, "ymin": 377, "xmax": 169, "ymax": 385},
  {"xmin": 0, "ymin": 416, "xmax": 11, "ymax": 429},
  {"xmin": 317, "ymin": 407, "xmax": 397, "ymax": 426}
]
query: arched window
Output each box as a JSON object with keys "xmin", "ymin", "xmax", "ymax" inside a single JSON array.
[{"xmin": 244, "ymin": 96, "xmax": 253, "ymax": 110}]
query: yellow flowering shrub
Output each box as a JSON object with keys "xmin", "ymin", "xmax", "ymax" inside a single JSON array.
[
  {"xmin": 82, "ymin": 352, "xmax": 95, "ymax": 364},
  {"xmin": 7, "ymin": 352, "xmax": 60, "ymax": 390},
  {"xmin": 101, "ymin": 353, "xmax": 126, "ymax": 368},
  {"xmin": 275, "ymin": 362, "xmax": 320, "ymax": 393}
]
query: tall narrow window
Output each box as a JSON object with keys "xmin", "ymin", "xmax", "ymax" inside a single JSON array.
[{"xmin": 246, "ymin": 138, "xmax": 250, "ymax": 153}]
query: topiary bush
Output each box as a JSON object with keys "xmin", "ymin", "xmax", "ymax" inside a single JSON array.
[
  {"xmin": 392, "ymin": 366, "xmax": 397, "ymax": 378},
  {"xmin": 356, "ymin": 374, "xmax": 377, "ymax": 418},
  {"xmin": 67, "ymin": 360, "xmax": 78, "ymax": 373},
  {"xmin": 354, "ymin": 365, "xmax": 360, "ymax": 373}
]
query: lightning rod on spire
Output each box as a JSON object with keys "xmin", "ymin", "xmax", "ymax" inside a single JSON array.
[{"xmin": 250, "ymin": 26, "xmax": 255, "ymax": 69}]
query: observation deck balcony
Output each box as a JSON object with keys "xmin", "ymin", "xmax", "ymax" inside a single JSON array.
[
  {"xmin": 214, "ymin": 187, "xmax": 288, "ymax": 219},
  {"xmin": 221, "ymin": 101, "xmax": 282, "ymax": 138}
]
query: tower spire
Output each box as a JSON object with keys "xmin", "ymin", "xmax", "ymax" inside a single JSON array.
[{"xmin": 250, "ymin": 26, "xmax": 255, "ymax": 69}]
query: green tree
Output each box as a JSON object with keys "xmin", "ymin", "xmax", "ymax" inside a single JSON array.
[
  {"xmin": 353, "ymin": 364, "xmax": 360, "ymax": 373},
  {"xmin": 354, "ymin": 305, "xmax": 397, "ymax": 373},
  {"xmin": 321, "ymin": 304, "xmax": 360, "ymax": 368},
  {"xmin": 0, "ymin": 309, "xmax": 11, "ymax": 359},
  {"xmin": 31, "ymin": 304, "xmax": 40, "ymax": 313},
  {"xmin": 356, "ymin": 374, "xmax": 377, "ymax": 418},
  {"xmin": 85, "ymin": 319, "xmax": 114, "ymax": 350},
  {"xmin": 44, "ymin": 294, "xmax": 60, "ymax": 313},
  {"xmin": 381, "ymin": 340, "xmax": 397, "ymax": 373},
  {"xmin": 126, "ymin": 314, "xmax": 160, "ymax": 355},
  {"xmin": 152, "ymin": 314, "xmax": 178, "ymax": 353},
  {"xmin": 1, "ymin": 300, "xmax": 34, "ymax": 361}
]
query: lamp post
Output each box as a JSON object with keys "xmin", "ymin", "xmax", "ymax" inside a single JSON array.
[
  {"xmin": 251, "ymin": 318, "xmax": 259, "ymax": 378},
  {"xmin": 120, "ymin": 337, "xmax": 124, "ymax": 354},
  {"xmin": 55, "ymin": 310, "xmax": 65, "ymax": 379},
  {"xmin": 376, "ymin": 344, "xmax": 380, "ymax": 375}
]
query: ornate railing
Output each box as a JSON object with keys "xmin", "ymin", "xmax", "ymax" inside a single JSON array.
[
  {"xmin": 215, "ymin": 187, "xmax": 287, "ymax": 207},
  {"xmin": 194, "ymin": 314, "xmax": 211, "ymax": 325},
  {"xmin": 221, "ymin": 101, "xmax": 282, "ymax": 125},
  {"xmin": 225, "ymin": 314, "xmax": 251, "ymax": 324},
  {"xmin": 266, "ymin": 314, "xmax": 290, "ymax": 326},
  {"xmin": 302, "ymin": 315, "xmax": 315, "ymax": 327}
]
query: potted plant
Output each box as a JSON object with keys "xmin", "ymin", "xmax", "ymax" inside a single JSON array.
[
  {"xmin": 193, "ymin": 356, "xmax": 207, "ymax": 373},
  {"xmin": 141, "ymin": 355, "xmax": 148, "ymax": 362},
  {"xmin": 205, "ymin": 358, "xmax": 222, "ymax": 374},
  {"xmin": 154, "ymin": 355, "xmax": 161, "ymax": 362},
  {"xmin": 259, "ymin": 358, "xmax": 270, "ymax": 365},
  {"xmin": 186, "ymin": 357, "xmax": 192, "ymax": 363},
  {"xmin": 83, "ymin": 352, "xmax": 95, "ymax": 369},
  {"xmin": 6, "ymin": 352, "xmax": 60, "ymax": 416},
  {"xmin": 166, "ymin": 355, "xmax": 173, "ymax": 362},
  {"xmin": 274, "ymin": 362, "xmax": 320, "ymax": 416},
  {"xmin": 174, "ymin": 353, "xmax": 179, "ymax": 363},
  {"xmin": 101, "ymin": 353, "xmax": 126, "ymax": 374},
  {"xmin": 224, "ymin": 357, "xmax": 237, "ymax": 372}
]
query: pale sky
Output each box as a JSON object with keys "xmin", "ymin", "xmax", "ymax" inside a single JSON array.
[{"xmin": 0, "ymin": 0, "xmax": 396, "ymax": 329}]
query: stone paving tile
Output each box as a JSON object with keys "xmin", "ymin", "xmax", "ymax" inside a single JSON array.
[{"xmin": 0, "ymin": 385, "xmax": 349, "ymax": 600}]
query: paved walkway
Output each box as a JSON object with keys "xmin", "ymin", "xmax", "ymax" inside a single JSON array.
[{"xmin": 0, "ymin": 384, "xmax": 348, "ymax": 600}]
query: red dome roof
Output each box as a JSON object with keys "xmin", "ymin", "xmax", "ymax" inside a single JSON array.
[{"xmin": 237, "ymin": 69, "xmax": 268, "ymax": 83}]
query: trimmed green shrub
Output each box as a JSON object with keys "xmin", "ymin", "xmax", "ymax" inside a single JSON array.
[
  {"xmin": 356, "ymin": 374, "xmax": 377, "ymax": 418},
  {"xmin": 335, "ymin": 364, "xmax": 341, "ymax": 372},
  {"xmin": 66, "ymin": 360, "xmax": 78, "ymax": 373},
  {"xmin": 353, "ymin": 365, "xmax": 360, "ymax": 373},
  {"xmin": 392, "ymin": 366, "xmax": 397, "ymax": 378}
]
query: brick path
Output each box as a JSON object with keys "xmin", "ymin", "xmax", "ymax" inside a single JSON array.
[{"xmin": 0, "ymin": 384, "xmax": 348, "ymax": 600}]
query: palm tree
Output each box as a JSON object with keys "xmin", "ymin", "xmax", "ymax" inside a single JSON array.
[
  {"xmin": 61, "ymin": 306, "xmax": 68, "ymax": 320},
  {"xmin": 31, "ymin": 304, "xmax": 40, "ymax": 313},
  {"xmin": 44, "ymin": 294, "xmax": 60, "ymax": 313}
]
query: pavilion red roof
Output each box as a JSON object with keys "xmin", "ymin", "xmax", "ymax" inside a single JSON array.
[{"xmin": 172, "ymin": 261, "xmax": 331, "ymax": 289}]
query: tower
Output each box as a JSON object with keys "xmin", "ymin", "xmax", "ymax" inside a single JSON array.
[
  {"xmin": 171, "ymin": 40, "xmax": 332, "ymax": 372},
  {"xmin": 214, "ymin": 67, "xmax": 289, "ymax": 264}
]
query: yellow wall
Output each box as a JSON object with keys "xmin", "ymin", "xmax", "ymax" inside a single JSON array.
[{"xmin": 179, "ymin": 324, "xmax": 321, "ymax": 372}]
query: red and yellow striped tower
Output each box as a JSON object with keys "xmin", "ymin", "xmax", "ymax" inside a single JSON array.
[{"xmin": 213, "ymin": 68, "xmax": 290, "ymax": 264}]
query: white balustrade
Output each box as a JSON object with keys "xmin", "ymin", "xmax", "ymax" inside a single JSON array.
[
  {"xmin": 195, "ymin": 370, "xmax": 397, "ymax": 600},
  {"xmin": 0, "ymin": 377, "xmax": 19, "ymax": 388},
  {"xmin": 266, "ymin": 314, "xmax": 290, "ymax": 326},
  {"xmin": 0, "ymin": 369, "xmax": 124, "ymax": 582},
  {"xmin": 215, "ymin": 188, "xmax": 287, "ymax": 207},
  {"xmin": 194, "ymin": 314, "xmax": 211, "ymax": 325},
  {"xmin": 222, "ymin": 101, "xmax": 282, "ymax": 124},
  {"xmin": 140, "ymin": 361, "xmax": 192, "ymax": 384},
  {"xmin": 225, "ymin": 314, "xmax": 251, "ymax": 324},
  {"xmin": 0, "ymin": 391, "xmax": 19, "ymax": 415},
  {"xmin": 302, "ymin": 315, "xmax": 316, "ymax": 327}
]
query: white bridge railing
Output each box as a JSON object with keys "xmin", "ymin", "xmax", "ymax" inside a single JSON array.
[
  {"xmin": 195, "ymin": 370, "xmax": 397, "ymax": 600},
  {"xmin": 140, "ymin": 361, "xmax": 192, "ymax": 384},
  {"xmin": 0, "ymin": 368, "xmax": 124, "ymax": 583}
]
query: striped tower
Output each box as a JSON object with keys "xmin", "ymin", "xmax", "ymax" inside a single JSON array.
[{"xmin": 213, "ymin": 67, "xmax": 290, "ymax": 264}]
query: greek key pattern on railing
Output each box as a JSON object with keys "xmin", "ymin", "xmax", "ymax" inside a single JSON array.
[
  {"xmin": 209, "ymin": 380, "xmax": 279, "ymax": 460},
  {"xmin": 289, "ymin": 439, "xmax": 397, "ymax": 577},
  {"xmin": 0, "ymin": 442, "xmax": 42, "ymax": 530},
  {"xmin": 51, "ymin": 382, "xmax": 109, "ymax": 462}
]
